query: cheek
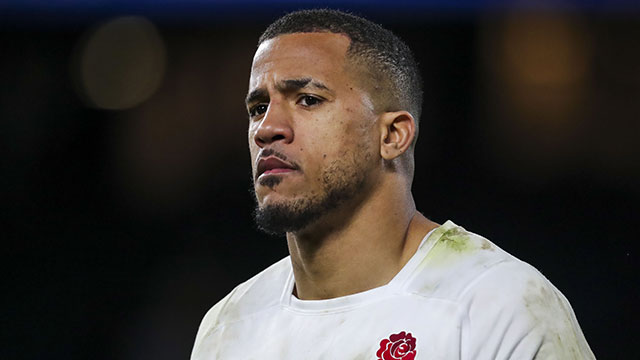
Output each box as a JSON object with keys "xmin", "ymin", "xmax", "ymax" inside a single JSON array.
[
  {"xmin": 247, "ymin": 123, "xmax": 258, "ymax": 147},
  {"xmin": 304, "ymin": 108, "xmax": 364, "ymax": 149},
  {"xmin": 313, "ymin": 120, "xmax": 374, "ymax": 161},
  {"xmin": 247, "ymin": 126, "xmax": 260, "ymax": 162}
]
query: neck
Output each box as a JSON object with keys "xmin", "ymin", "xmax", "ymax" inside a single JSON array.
[{"xmin": 286, "ymin": 177, "xmax": 438, "ymax": 300}]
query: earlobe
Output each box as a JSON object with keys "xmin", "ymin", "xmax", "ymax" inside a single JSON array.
[{"xmin": 379, "ymin": 111, "xmax": 416, "ymax": 160}]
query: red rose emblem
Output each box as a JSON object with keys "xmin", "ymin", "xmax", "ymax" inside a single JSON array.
[{"xmin": 376, "ymin": 331, "xmax": 417, "ymax": 360}]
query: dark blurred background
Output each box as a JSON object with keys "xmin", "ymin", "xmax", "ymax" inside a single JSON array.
[{"xmin": 2, "ymin": 1, "xmax": 638, "ymax": 359}]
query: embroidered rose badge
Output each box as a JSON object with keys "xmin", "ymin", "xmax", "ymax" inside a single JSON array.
[{"xmin": 376, "ymin": 331, "xmax": 417, "ymax": 360}]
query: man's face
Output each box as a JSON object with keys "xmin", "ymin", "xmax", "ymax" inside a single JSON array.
[{"xmin": 247, "ymin": 32, "xmax": 379, "ymax": 234}]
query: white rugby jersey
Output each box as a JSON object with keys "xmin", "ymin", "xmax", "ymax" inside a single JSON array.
[{"xmin": 191, "ymin": 221, "xmax": 595, "ymax": 359}]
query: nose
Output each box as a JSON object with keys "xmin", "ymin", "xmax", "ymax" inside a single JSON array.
[{"xmin": 253, "ymin": 101, "xmax": 294, "ymax": 148}]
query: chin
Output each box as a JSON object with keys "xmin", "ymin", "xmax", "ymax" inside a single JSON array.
[
  {"xmin": 251, "ymin": 191, "xmax": 321, "ymax": 235},
  {"xmin": 255, "ymin": 179, "xmax": 306, "ymax": 204},
  {"xmin": 256, "ymin": 189, "xmax": 288, "ymax": 206}
]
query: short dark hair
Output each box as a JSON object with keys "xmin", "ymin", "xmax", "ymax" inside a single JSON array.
[{"xmin": 259, "ymin": 9, "xmax": 423, "ymax": 140}]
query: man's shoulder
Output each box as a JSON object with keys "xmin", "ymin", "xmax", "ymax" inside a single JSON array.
[
  {"xmin": 407, "ymin": 222, "xmax": 594, "ymax": 358},
  {"xmin": 196, "ymin": 256, "xmax": 291, "ymax": 334},
  {"xmin": 406, "ymin": 221, "xmax": 550, "ymax": 303}
]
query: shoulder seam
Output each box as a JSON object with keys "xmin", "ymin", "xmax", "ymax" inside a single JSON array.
[
  {"xmin": 198, "ymin": 256, "xmax": 292, "ymax": 337},
  {"xmin": 203, "ymin": 301, "xmax": 283, "ymax": 337}
]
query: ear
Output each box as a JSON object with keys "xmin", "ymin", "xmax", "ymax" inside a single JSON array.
[{"xmin": 379, "ymin": 111, "xmax": 416, "ymax": 160}]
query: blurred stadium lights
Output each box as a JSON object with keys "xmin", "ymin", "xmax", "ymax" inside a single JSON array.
[
  {"xmin": 492, "ymin": 13, "xmax": 591, "ymax": 128},
  {"xmin": 500, "ymin": 15, "xmax": 590, "ymax": 88},
  {"xmin": 72, "ymin": 16, "xmax": 167, "ymax": 110},
  {"xmin": 479, "ymin": 13, "xmax": 593, "ymax": 180},
  {"xmin": 107, "ymin": 28, "xmax": 256, "ymax": 212},
  {"xmin": 478, "ymin": 11, "xmax": 640, "ymax": 188}
]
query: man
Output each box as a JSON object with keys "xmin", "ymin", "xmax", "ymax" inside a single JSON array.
[{"xmin": 191, "ymin": 9, "xmax": 594, "ymax": 359}]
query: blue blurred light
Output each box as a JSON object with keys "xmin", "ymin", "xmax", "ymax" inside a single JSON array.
[{"xmin": 1, "ymin": 0, "xmax": 639, "ymax": 26}]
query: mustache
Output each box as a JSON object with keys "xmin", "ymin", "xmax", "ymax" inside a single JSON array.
[{"xmin": 259, "ymin": 148, "xmax": 291, "ymax": 162}]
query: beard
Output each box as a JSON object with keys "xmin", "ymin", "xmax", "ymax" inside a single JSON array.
[{"xmin": 252, "ymin": 146, "xmax": 371, "ymax": 235}]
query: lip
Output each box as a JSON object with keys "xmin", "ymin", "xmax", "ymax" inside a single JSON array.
[{"xmin": 257, "ymin": 156, "xmax": 298, "ymax": 178}]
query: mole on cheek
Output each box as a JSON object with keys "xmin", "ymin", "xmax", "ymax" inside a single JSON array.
[{"xmin": 323, "ymin": 154, "xmax": 327, "ymax": 159}]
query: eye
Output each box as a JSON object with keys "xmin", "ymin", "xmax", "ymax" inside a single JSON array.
[
  {"xmin": 298, "ymin": 95, "xmax": 323, "ymax": 107},
  {"xmin": 248, "ymin": 104, "xmax": 268, "ymax": 118}
]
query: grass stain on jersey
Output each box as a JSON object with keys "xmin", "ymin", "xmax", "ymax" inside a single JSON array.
[
  {"xmin": 439, "ymin": 227, "xmax": 473, "ymax": 252},
  {"xmin": 523, "ymin": 279, "xmax": 592, "ymax": 359},
  {"xmin": 421, "ymin": 224, "xmax": 496, "ymax": 269}
]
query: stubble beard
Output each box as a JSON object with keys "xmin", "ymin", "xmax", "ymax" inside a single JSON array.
[{"xmin": 252, "ymin": 146, "xmax": 371, "ymax": 236}]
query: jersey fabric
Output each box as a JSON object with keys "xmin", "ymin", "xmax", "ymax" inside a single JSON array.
[{"xmin": 191, "ymin": 221, "xmax": 595, "ymax": 359}]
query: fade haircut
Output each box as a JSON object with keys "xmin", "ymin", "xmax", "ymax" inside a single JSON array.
[{"xmin": 259, "ymin": 9, "xmax": 423, "ymax": 148}]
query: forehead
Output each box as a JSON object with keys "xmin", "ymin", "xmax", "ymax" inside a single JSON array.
[{"xmin": 250, "ymin": 32, "xmax": 352, "ymax": 89}]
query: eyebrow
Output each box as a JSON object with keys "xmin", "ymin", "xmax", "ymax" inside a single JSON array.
[
  {"xmin": 245, "ymin": 78, "xmax": 334, "ymax": 106},
  {"xmin": 245, "ymin": 88, "xmax": 269, "ymax": 107}
]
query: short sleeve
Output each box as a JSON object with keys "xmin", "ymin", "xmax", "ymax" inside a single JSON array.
[
  {"xmin": 459, "ymin": 261, "xmax": 595, "ymax": 360},
  {"xmin": 190, "ymin": 291, "xmax": 233, "ymax": 360}
]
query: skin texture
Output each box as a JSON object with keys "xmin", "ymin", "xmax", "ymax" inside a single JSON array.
[{"xmin": 247, "ymin": 32, "xmax": 439, "ymax": 300}]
